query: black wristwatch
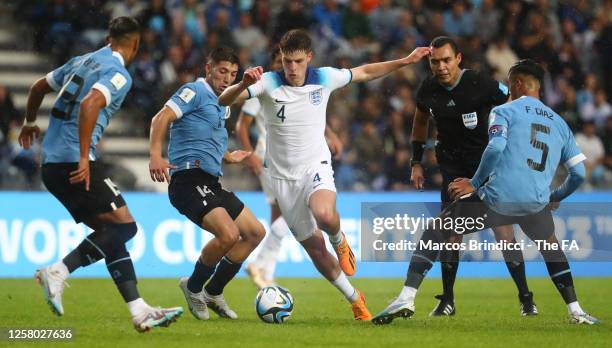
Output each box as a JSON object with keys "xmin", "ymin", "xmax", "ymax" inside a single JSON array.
[{"xmin": 410, "ymin": 160, "xmax": 422, "ymax": 168}]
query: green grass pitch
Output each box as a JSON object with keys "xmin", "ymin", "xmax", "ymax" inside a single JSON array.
[{"xmin": 1, "ymin": 277, "xmax": 610, "ymax": 347}]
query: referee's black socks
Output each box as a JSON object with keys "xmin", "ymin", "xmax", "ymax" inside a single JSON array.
[{"xmin": 440, "ymin": 250, "xmax": 460, "ymax": 300}]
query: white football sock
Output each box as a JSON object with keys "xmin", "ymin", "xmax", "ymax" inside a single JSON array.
[
  {"xmin": 50, "ymin": 261, "xmax": 69, "ymax": 279},
  {"xmin": 328, "ymin": 230, "xmax": 344, "ymax": 246},
  {"xmin": 398, "ymin": 286, "xmax": 417, "ymax": 302},
  {"xmin": 270, "ymin": 216, "xmax": 290, "ymax": 239},
  {"xmin": 252, "ymin": 217, "xmax": 289, "ymax": 280},
  {"xmin": 331, "ymin": 272, "xmax": 359, "ymax": 303},
  {"xmin": 127, "ymin": 298, "xmax": 148, "ymax": 317},
  {"xmin": 568, "ymin": 301, "xmax": 585, "ymax": 315}
]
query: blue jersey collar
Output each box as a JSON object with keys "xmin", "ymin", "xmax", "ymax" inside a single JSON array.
[{"xmin": 277, "ymin": 67, "xmax": 319, "ymax": 87}]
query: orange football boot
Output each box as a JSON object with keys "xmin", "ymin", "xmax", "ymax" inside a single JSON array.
[
  {"xmin": 351, "ymin": 290, "xmax": 372, "ymax": 321},
  {"xmin": 332, "ymin": 232, "xmax": 356, "ymax": 276}
]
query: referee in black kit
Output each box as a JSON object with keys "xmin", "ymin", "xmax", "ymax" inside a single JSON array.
[{"xmin": 409, "ymin": 36, "xmax": 537, "ymax": 316}]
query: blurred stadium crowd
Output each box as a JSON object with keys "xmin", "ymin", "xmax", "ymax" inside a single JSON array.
[{"xmin": 1, "ymin": 0, "xmax": 611, "ymax": 191}]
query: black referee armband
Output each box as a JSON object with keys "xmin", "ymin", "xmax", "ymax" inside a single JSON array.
[{"xmin": 411, "ymin": 141, "xmax": 426, "ymax": 163}]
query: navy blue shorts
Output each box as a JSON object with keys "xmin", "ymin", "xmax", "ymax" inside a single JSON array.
[
  {"xmin": 42, "ymin": 162, "xmax": 126, "ymax": 223},
  {"xmin": 168, "ymin": 169, "xmax": 244, "ymax": 227}
]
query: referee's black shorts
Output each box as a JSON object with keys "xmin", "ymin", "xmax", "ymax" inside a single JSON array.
[
  {"xmin": 436, "ymin": 146, "xmax": 482, "ymax": 209},
  {"xmin": 168, "ymin": 169, "xmax": 244, "ymax": 227},
  {"xmin": 42, "ymin": 162, "xmax": 126, "ymax": 223}
]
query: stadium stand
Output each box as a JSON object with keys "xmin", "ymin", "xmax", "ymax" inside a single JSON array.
[{"xmin": 1, "ymin": 0, "xmax": 611, "ymax": 192}]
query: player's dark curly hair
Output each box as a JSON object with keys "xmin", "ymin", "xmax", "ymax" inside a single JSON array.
[
  {"xmin": 279, "ymin": 29, "xmax": 312, "ymax": 54},
  {"xmin": 207, "ymin": 46, "xmax": 239, "ymax": 66},
  {"xmin": 108, "ymin": 16, "xmax": 140, "ymax": 41},
  {"xmin": 509, "ymin": 59, "xmax": 545, "ymax": 83}
]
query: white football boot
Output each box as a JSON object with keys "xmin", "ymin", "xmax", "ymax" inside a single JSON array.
[
  {"xmin": 35, "ymin": 266, "xmax": 69, "ymax": 316},
  {"xmin": 178, "ymin": 277, "xmax": 210, "ymax": 320},
  {"xmin": 132, "ymin": 306, "xmax": 184, "ymax": 332},
  {"xmin": 202, "ymin": 288, "xmax": 238, "ymax": 319}
]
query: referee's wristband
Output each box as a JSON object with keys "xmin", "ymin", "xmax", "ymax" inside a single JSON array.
[
  {"xmin": 411, "ymin": 141, "xmax": 426, "ymax": 162},
  {"xmin": 25, "ymin": 120, "xmax": 37, "ymax": 127}
]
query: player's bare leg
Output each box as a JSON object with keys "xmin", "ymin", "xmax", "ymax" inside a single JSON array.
[
  {"xmin": 202, "ymin": 208, "xmax": 265, "ymax": 319},
  {"xmin": 309, "ymin": 190, "xmax": 356, "ymax": 276},
  {"xmin": 223, "ymin": 207, "xmax": 266, "ymax": 263},
  {"xmin": 300, "ymin": 230, "xmax": 371, "ymax": 320},
  {"xmin": 37, "ymin": 206, "xmax": 183, "ymax": 331},
  {"xmin": 180, "ymin": 208, "xmax": 241, "ymax": 320}
]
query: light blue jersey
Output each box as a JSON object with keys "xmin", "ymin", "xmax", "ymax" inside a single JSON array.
[
  {"xmin": 165, "ymin": 78, "xmax": 231, "ymax": 177},
  {"xmin": 473, "ymin": 96, "xmax": 585, "ymax": 215},
  {"xmin": 42, "ymin": 46, "xmax": 132, "ymax": 163}
]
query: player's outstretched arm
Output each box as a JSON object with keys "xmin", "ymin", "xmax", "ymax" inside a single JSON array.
[
  {"xmin": 149, "ymin": 106, "xmax": 178, "ymax": 183},
  {"xmin": 236, "ymin": 112, "xmax": 262, "ymax": 176},
  {"xmin": 18, "ymin": 77, "xmax": 54, "ymax": 149},
  {"xmin": 69, "ymin": 89, "xmax": 106, "ymax": 191},
  {"xmin": 218, "ymin": 66, "xmax": 263, "ymax": 106},
  {"xmin": 350, "ymin": 47, "xmax": 431, "ymax": 83}
]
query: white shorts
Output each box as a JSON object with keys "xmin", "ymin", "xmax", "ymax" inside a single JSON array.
[{"xmin": 269, "ymin": 162, "xmax": 336, "ymax": 242}]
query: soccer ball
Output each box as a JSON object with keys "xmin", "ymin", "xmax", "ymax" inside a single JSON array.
[{"xmin": 255, "ymin": 286, "xmax": 294, "ymax": 324}]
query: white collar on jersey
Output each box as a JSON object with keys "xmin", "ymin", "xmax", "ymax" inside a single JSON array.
[
  {"xmin": 105, "ymin": 45, "xmax": 125, "ymax": 66},
  {"xmin": 198, "ymin": 77, "xmax": 215, "ymax": 95},
  {"xmin": 112, "ymin": 51, "xmax": 125, "ymax": 66}
]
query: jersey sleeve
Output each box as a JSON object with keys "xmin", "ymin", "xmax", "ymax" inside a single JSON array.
[
  {"xmin": 241, "ymin": 97, "xmax": 261, "ymax": 116},
  {"xmin": 45, "ymin": 56, "xmax": 78, "ymax": 92},
  {"xmin": 246, "ymin": 72, "xmax": 271, "ymax": 99},
  {"xmin": 481, "ymin": 73, "xmax": 509, "ymax": 106},
  {"xmin": 319, "ymin": 67, "xmax": 352, "ymax": 91},
  {"xmin": 488, "ymin": 106, "xmax": 510, "ymax": 140},
  {"xmin": 165, "ymin": 83, "xmax": 199, "ymax": 119},
  {"xmin": 560, "ymin": 127, "xmax": 586, "ymax": 169},
  {"xmin": 91, "ymin": 68, "xmax": 131, "ymax": 107}
]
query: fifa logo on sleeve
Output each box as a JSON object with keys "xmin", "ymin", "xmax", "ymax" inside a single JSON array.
[{"xmin": 309, "ymin": 89, "xmax": 322, "ymax": 105}]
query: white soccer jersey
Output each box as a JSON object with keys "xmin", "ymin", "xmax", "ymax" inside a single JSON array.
[
  {"xmin": 241, "ymin": 97, "xmax": 267, "ymax": 160},
  {"xmin": 246, "ymin": 67, "xmax": 352, "ymax": 179}
]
